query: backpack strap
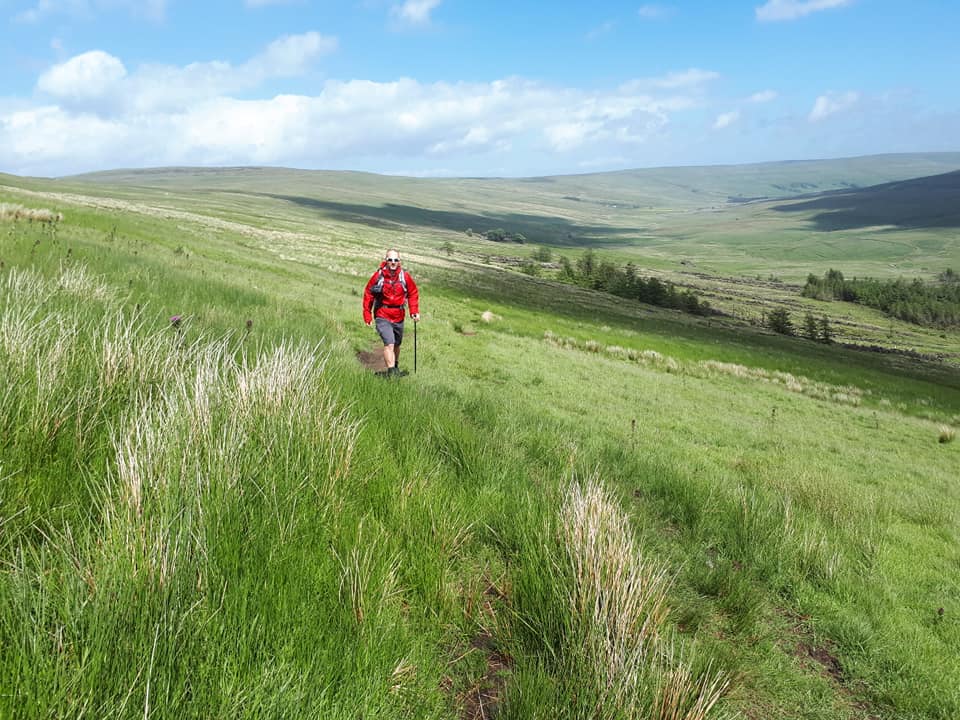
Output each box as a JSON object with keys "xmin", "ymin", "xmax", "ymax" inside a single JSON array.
[{"xmin": 371, "ymin": 269, "xmax": 408, "ymax": 311}]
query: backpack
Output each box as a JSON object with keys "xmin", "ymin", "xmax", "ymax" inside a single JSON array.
[{"xmin": 371, "ymin": 269, "xmax": 408, "ymax": 309}]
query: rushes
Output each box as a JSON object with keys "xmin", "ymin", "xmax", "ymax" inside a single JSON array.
[
  {"xmin": 560, "ymin": 479, "xmax": 672, "ymax": 716},
  {"xmin": 0, "ymin": 203, "xmax": 64, "ymax": 224},
  {"xmin": 333, "ymin": 523, "xmax": 402, "ymax": 625},
  {"xmin": 560, "ymin": 480, "xmax": 670, "ymax": 663},
  {"xmin": 1, "ymin": 261, "xmax": 383, "ymax": 717},
  {"xmin": 518, "ymin": 477, "xmax": 732, "ymax": 719},
  {"xmin": 545, "ymin": 331, "xmax": 865, "ymax": 407}
]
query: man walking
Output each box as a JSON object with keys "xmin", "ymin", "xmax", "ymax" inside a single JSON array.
[{"xmin": 362, "ymin": 249, "xmax": 420, "ymax": 376}]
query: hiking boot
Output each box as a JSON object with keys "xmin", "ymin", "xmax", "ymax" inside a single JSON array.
[{"xmin": 387, "ymin": 366, "xmax": 400, "ymax": 377}]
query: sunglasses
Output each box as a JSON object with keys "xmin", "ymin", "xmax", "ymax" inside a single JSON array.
[{"xmin": 385, "ymin": 258, "xmax": 401, "ymax": 263}]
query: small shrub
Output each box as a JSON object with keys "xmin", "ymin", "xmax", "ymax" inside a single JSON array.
[
  {"xmin": 519, "ymin": 260, "xmax": 540, "ymax": 277},
  {"xmin": 939, "ymin": 425, "xmax": 956, "ymax": 444},
  {"xmin": 530, "ymin": 246, "xmax": 552, "ymax": 263},
  {"xmin": 766, "ymin": 308, "xmax": 794, "ymax": 336}
]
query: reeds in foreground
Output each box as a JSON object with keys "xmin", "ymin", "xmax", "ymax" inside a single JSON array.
[{"xmin": 545, "ymin": 478, "xmax": 732, "ymax": 719}]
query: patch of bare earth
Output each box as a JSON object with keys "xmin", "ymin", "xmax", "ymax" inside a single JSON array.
[
  {"xmin": 356, "ymin": 347, "xmax": 386, "ymax": 372},
  {"xmin": 780, "ymin": 609, "xmax": 881, "ymax": 720},
  {"xmin": 457, "ymin": 583, "xmax": 513, "ymax": 720}
]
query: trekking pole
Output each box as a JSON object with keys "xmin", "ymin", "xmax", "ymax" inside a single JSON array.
[{"xmin": 414, "ymin": 319, "xmax": 418, "ymax": 373}]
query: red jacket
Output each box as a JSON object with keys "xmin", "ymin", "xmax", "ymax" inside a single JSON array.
[{"xmin": 362, "ymin": 262, "xmax": 419, "ymax": 324}]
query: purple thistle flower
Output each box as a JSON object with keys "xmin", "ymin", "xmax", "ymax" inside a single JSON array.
[{"xmin": 170, "ymin": 315, "xmax": 182, "ymax": 328}]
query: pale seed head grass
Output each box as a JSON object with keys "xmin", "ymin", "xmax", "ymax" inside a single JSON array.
[
  {"xmin": 557, "ymin": 478, "xmax": 731, "ymax": 718},
  {"xmin": 939, "ymin": 425, "xmax": 956, "ymax": 444},
  {"xmin": 234, "ymin": 342, "xmax": 324, "ymax": 417},
  {"xmin": 0, "ymin": 204, "xmax": 64, "ymax": 223},
  {"xmin": 651, "ymin": 645, "xmax": 733, "ymax": 720},
  {"xmin": 57, "ymin": 263, "xmax": 113, "ymax": 304},
  {"xmin": 333, "ymin": 520, "xmax": 403, "ymax": 625}
]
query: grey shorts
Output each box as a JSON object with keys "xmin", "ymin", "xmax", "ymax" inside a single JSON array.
[{"xmin": 375, "ymin": 317, "xmax": 404, "ymax": 347}]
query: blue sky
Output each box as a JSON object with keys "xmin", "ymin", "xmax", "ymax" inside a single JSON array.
[{"xmin": 1, "ymin": 0, "xmax": 957, "ymax": 177}]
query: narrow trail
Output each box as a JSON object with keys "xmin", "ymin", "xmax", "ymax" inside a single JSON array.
[
  {"xmin": 356, "ymin": 346, "xmax": 387, "ymax": 372},
  {"xmin": 779, "ymin": 609, "xmax": 881, "ymax": 720},
  {"xmin": 458, "ymin": 583, "xmax": 512, "ymax": 720}
]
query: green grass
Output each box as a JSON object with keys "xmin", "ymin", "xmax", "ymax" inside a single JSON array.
[{"xmin": 2, "ymin": 163, "xmax": 959, "ymax": 719}]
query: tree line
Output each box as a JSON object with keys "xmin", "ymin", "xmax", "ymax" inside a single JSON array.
[
  {"xmin": 803, "ymin": 268, "xmax": 960, "ymax": 329},
  {"xmin": 545, "ymin": 248, "xmax": 713, "ymax": 316}
]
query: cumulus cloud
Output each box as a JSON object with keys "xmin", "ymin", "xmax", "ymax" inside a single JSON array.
[
  {"xmin": 3, "ymin": 66, "xmax": 721, "ymax": 176},
  {"xmin": 0, "ymin": 105, "xmax": 129, "ymax": 169},
  {"xmin": 253, "ymin": 32, "xmax": 338, "ymax": 76},
  {"xmin": 713, "ymin": 111, "xmax": 740, "ymax": 129},
  {"xmin": 809, "ymin": 90, "xmax": 860, "ymax": 121},
  {"xmin": 755, "ymin": 0, "xmax": 853, "ymax": 22},
  {"xmin": 34, "ymin": 32, "xmax": 337, "ymax": 114},
  {"xmin": 37, "ymin": 51, "xmax": 128, "ymax": 106},
  {"xmin": 392, "ymin": 0, "xmax": 442, "ymax": 26}
]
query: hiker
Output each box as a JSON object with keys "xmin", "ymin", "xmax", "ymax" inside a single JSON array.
[{"xmin": 362, "ymin": 249, "xmax": 420, "ymax": 376}]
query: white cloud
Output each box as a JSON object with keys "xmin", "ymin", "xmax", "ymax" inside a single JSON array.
[
  {"xmin": 713, "ymin": 110, "xmax": 740, "ymax": 129},
  {"xmin": 37, "ymin": 50, "xmax": 127, "ymax": 104},
  {"xmin": 252, "ymin": 32, "xmax": 338, "ymax": 76},
  {"xmin": 4, "ymin": 68, "xmax": 720, "ymax": 176},
  {"xmin": 748, "ymin": 89, "xmax": 777, "ymax": 103},
  {"xmin": 809, "ymin": 90, "xmax": 860, "ymax": 121},
  {"xmin": 755, "ymin": 0, "xmax": 853, "ymax": 22},
  {"xmin": 392, "ymin": 0, "xmax": 442, "ymax": 25},
  {"xmin": 35, "ymin": 32, "xmax": 337, "ymax": 114},
  {"xmin": 0, "ymin": 105, "xmax": 129, "ymax": 168}
]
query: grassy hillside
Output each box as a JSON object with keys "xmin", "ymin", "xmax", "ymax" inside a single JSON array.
[
  {"xmin": 2, "ymin": 160, "xmax": 959, "ymax": 719},
  {"xmin": 56, "ymin": 153, "xmax": 960, "ymax": 281}
]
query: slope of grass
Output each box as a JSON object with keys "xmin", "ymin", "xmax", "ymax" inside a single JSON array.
[
  {"xmin": 2, "ymin": 169, "xmax": 959, "ymax": 720},
  {"xmin": 49, "ymin": 152, "xmax": 960, "ymax": 273}
]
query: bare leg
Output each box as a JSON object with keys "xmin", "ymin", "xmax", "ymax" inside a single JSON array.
[{"xmin": 383, "ymin": 343, "xmax": 396, "ymax": 369}]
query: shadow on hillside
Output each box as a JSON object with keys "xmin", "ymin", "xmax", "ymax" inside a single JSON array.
[
  {"xmin": 770, "ymin": 171, "xmax": 960, "ymax": 231},
  {"xmin": 230, "ymin": 192, "xmax": 641, "ymax": 246}
]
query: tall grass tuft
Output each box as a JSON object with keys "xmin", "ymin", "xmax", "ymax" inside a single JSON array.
[
  {"xmin": 2, "ymin": 263, "xmax": 440, "ymax": 718},
  {"xmin": 512, "ymin": 477, "xmax": 732, "ymax": 719}
]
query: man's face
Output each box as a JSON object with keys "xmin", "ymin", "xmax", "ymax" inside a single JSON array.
[{"xmin": 385, "ymin": 253, "xmax": 401, "ymax": 267}]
